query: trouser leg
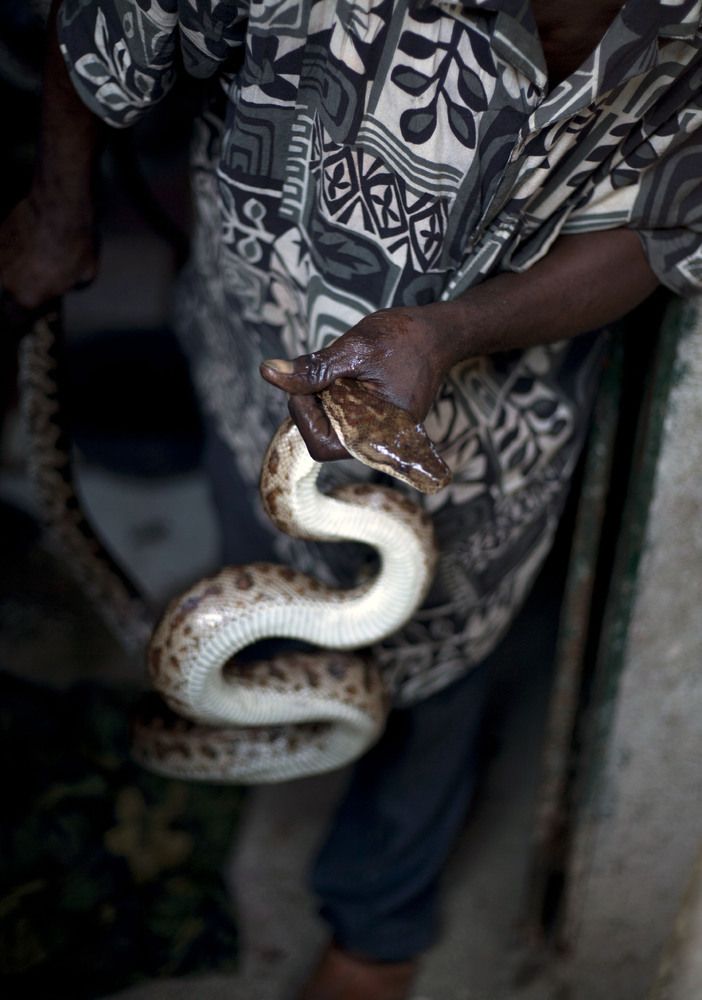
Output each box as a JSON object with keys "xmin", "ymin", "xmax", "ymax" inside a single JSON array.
[
  {"xmin": 202, "ymin": 416, "xmax": 277, "ymax": 565},
  {"xmin": 310, "ymin": 660, "xmax": 491, "ymax": 962}
]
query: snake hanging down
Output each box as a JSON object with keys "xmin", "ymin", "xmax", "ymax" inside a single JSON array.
[{"xmin": 19, "ymin": 311, "xmax": 452, "ymax": 783}]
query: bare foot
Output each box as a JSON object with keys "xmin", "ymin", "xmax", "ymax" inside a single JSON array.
[{"xmin": 296, "ymin": 943, "xmax": 417, "ymax": 1000}]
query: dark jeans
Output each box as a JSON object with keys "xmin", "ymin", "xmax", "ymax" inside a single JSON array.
[
  {"xmin": 203, "ymin": 419, "xmax": 492, "ymax": 962},
  {"xmin": 311, "ymin": 661, "xmax": 490, "ymax": 961}
]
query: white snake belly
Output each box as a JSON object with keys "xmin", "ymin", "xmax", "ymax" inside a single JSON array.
[{"xmin": 20, "ymin": 313, "xmax": 450, "ymax": 784}]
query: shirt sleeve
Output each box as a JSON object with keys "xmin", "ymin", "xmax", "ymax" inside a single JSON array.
[
  {"xmin": 564, "ymin": 125, "xmax": 702, "ymax": 298},
  {"xmin": 57, "ymin": 0, "xmax": 248, "ymax": 128},
  {"xmin": 631, "ymin": 132, "xmax": 702, "ymax": 297}
]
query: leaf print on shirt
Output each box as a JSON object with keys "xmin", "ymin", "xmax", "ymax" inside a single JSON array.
[{"xmin": 392, "ymin": 20, "xmax": 487, "ymax": 147}]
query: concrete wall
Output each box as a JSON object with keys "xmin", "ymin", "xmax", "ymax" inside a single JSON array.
[{"xmin": 560, "ymin": 297, "xmax": 702, "ymax": 999}]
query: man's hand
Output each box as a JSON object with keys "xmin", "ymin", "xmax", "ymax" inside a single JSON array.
[
  {"xmin": 261, "ymin": 229, "xmax": 659, "ymax": 463},
  {"xmin": 0, "ymin": 194, "xmax": 97, "ymax": 315},
  {"xmin": 260, "ymin": 305, "xmax": 454, "ymax": 461}
]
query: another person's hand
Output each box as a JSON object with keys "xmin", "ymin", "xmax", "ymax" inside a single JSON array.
[
  {"xmin": 0, "ymin": 193, "xmax": 97, "ymax": 320},
  {"xmin": 1, "ymin": 0, "xmax": 101, "ymax": 327},
  {"xmin": 260, "ymin": 304, "xmax": 453, "ymax": 461}
]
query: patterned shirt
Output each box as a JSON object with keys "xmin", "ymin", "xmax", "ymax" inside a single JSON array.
[{"xmin": 58, "ymin": 0, "xmax": 702, "ymax": 701}]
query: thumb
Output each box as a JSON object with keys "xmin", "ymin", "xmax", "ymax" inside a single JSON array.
[{"xmin": 259, "ymin": 343, "xmax": 356, "ymax": 395}]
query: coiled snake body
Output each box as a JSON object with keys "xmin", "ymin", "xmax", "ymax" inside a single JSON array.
[{"xmin": 20, "ymin": 312, "xmax": 451, "ymax": 783}]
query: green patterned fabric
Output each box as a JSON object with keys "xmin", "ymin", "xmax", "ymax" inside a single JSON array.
[{"xmin": 0, "ymin": 674, "xmax": 243, "ymax": 998}]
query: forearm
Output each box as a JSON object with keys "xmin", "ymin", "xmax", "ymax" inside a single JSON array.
[
  {"xmin": 261, "ymin": 227, "xmax": 661, "ymax": 461},
  {"xmin": 33, "ymin": 0, "xmax": 102, "ymax": 218},
  {"xmin": 429, "ymin": 228, "xmax": 659, "ymax": 369},
  {"xmin": 0, "ymin": 2, "xmax": 103, "ymax": 310}
]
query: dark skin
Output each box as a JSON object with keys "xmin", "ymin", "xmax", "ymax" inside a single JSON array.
[
  {"xmin": 261, "ymin": 228, "xmax": 658, "ymax": 461},
  {"xmin": 531, "ymin": 0, "xmax": 626, "ymax": 85},
  {"xmin": 0, "ymin": 1, "xmax": 100, "ymax": 313},
  {"xmin": 1, "ymin": 0, "xmax": 657, "ymax": 466}
]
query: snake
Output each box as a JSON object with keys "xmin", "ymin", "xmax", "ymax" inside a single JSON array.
[{"xmin": 19, "ymin": 310, "xmax": 452, "ymax": 783}]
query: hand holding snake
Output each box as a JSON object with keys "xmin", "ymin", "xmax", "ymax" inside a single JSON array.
[{"xmin": 260, "ymin": 304, "xmax": 459, "ymax": 462}]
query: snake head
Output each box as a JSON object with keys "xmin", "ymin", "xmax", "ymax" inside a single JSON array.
[{"xmin": 319, "ymin": 379, "xmax": 451, "ymax": 495}]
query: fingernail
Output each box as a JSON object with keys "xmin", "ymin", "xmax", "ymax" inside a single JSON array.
[{"xmin": 262, "ymin": 358, "xmax": 294, "ymax": 374}]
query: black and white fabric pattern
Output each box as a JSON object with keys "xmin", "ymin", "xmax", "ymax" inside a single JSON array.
[{"xmin": 59, "ymin": 0, "xmax": 702, "ymax": 701}]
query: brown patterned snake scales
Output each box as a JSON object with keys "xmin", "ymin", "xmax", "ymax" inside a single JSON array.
[{"xmin": 20, "ymin": 312, "xmax": 451, "ymax": 783}]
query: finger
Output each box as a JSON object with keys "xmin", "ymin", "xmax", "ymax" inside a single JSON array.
[
  {"xmin": 288, "ymin": 394, "xmax": 350, "ymax": 462},
  {"xmin": 260, "ymin": 341, "xmax": 358, "ymax": 395}
]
